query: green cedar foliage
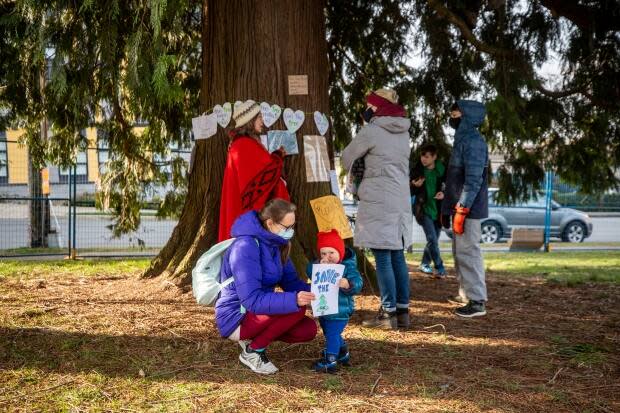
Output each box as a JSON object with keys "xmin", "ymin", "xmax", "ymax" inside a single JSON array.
[{"xmin": 1, "ymin": 1, "xmax": 618, "ymax": 234}]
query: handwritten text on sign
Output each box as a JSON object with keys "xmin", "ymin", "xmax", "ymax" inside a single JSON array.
[
  {"xmin": 309, "ymin": 195, "xmax": 354, "ymax": 239},
  {"xmin": 311, "ymin": 263, "xmax": 344, "ymax": 317},
  {"xmin": 288, "ymin": 75, "xmax": 308, "ymax": 95}
]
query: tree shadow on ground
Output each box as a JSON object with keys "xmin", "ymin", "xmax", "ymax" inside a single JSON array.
[{"xmin": 1, "ymin": 325, "xmax": 618, "ymax": 412}]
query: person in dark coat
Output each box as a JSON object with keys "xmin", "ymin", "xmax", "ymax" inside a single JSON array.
[
  {"xmin": 410, "ymin": 144, "xmax": 446, "ymax": 278},
  {"xmin": 441, "ymin": 100, "xmax": 489, "ymax": 318},
  {"xmin": 216, "ymin": 199, "xmax": 316, "ymax": 374}
]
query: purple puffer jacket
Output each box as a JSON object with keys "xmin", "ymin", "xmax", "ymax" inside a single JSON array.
[{"xmin": 215, "ymin": 210, "xmax": 310, "ymax": 338}]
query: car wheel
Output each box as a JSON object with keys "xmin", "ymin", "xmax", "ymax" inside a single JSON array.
[
  {"xmin": 480, "ymin": 221, "xmax": 502, "ymax": 244},
  {"xmin": 562, "ymin": 221, "xmax": 586, "ymax": 243}
]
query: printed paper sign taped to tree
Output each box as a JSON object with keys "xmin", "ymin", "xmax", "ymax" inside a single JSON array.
[
  {"xmin": 309, "ymin": 195, "xmax": 353, "ymax": 239},
  {"xmin": 329, "ymin": 170, "xmax": 340, "ymax": 197},
  {"xmin": 310, "ymin": 263, "xmax": 344, "ymax": 317},
  {"xmin": 191, "ymin": 113, "xmax": 218, "ymax": 140},
  {"xmin": 304, "ymin": 135, "xmax": 330, "ymax": 182}
]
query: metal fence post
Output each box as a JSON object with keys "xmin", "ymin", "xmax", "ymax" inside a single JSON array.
[
  {"xmin": 543, "ymin": 170, "xmax": 553, "ymax": 252},
  {"xmin": 72, "ymin": 164, "xmax": 77, "ymax": 258},
  {"xmin": 67, "ymin": 164, "xmax": 73, "ymax": 258}
]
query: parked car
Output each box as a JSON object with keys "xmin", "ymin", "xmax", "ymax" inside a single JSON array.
[
  {"xmin": 342, "ymin": 199, "xmax": 358, "ymax": 232},
  {"xmin": 444, "ymin": 188, "xmax": 593, "ymax": 244}
]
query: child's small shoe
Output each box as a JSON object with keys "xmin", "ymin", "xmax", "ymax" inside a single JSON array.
[
  {"xmin": 312, "ymin": 351, "xmax": 339, "ymax": 373},
  {"xmin": 337, "ymin": 344, "xmax": 350, "ymax": 366}
]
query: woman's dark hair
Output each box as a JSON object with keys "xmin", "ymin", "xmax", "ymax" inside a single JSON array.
[
  {"xmin": 420, "ymin": 143, "xmax": 438, "ymax": 156},
  {"xmin": 229, "ymin": 113, "xmax": 261, "ymax": 141},
  {"xmin": 259, "ymin": 198, "xmax": 297, "ymax": 264}
]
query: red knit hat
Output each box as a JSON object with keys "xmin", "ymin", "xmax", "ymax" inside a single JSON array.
[{"xmin": 316, "ymin": 229, "xmax": 345, "ymax": 263}]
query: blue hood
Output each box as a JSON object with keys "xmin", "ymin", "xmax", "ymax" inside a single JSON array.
[
  {"xmin": 230, "ymin": 210, "xmax": 289, "ymax": 247},
  {"xmin": 456, "ymin": 100, "xmax": 486, "ymax": 132}
]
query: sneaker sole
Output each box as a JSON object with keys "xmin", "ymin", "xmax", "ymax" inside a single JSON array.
[
  {"xmin": 455, "ymin": 310, "xmax": 487, "ymax": 318},
  {"xmin": 238, "ymin": 354, "xmax": 278, "ymax": 374}
]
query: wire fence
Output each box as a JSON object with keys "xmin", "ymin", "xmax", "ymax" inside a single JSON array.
[
  {"xmin": 0, "ymin": 138, "xmax": 190, "ymax": 257},
  {"xmin": 1, "ymin": 134, "xmax": 619, "ymax": 257}
]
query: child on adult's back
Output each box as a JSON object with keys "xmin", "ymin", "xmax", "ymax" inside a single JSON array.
[{"xmin": 306, "ymin": 229, "xmax": 363, "ymax": 373}]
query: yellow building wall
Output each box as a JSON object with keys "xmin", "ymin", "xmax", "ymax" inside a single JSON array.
[
  {"xmin": 6, "ymin": 129, "xmax": 28, "ymax": 185},
  {"xmin": 3, "ymin": 125, "xmax": 150, "ymax": 185},
  {"xmin": 85, "ymin": 127, "xmax": 99, "ymax": 183}
]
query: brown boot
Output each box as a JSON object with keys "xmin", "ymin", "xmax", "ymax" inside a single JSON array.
[
  {"xmin": 362, "ymin": 308, "xmax": 397, "ymax": 330},
  {"xmin": 396, "ymin": 308, "xmax": 410, "ymax": 329}
]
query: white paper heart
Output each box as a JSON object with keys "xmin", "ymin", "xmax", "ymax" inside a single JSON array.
[
  {"xmin": 313, "ymin": 111, "xmax": 329, "ymax": 136},
  {"xmin": 233, "ymin": 100, "xmax": 243, "ymax": 111},
  {"xmin": 213, "ymin": 102, "xmax": 232, "ymax": 128},
  {"xmin": 283, "ymin": 108, "xmax": 305, "ymax": 133},
  {"xmin": 260, "ymin": 102, "xmax": 282, "ymax": 128}
]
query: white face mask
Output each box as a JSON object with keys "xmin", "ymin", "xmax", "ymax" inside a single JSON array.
[{"xmin": 278, "ymin": 228, "xmax": 295, "ymax": 240}]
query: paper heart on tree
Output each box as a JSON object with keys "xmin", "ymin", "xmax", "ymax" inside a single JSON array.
[
  {"xmin": 283, "ymin": 108, "xmax": 305, "ymax": 133},
  {"xmin": 260, "ymin": 102, "xmax": 282, "ymax": 127},
  {"xmin": 213, "ymin": 102, "xmax": 232, "ymax": 128},
  {"xmin": 313, "ymin": 111, "xmax": 329, "ymax": 136}
]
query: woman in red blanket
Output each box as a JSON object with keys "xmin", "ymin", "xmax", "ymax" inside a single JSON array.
[{"xmin": 218, "ymin": 100, "xmax": 290, "ymax": 241}]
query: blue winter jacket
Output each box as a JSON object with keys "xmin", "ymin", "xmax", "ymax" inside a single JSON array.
[
  {"xmin": 215, "ymin": 211, "xmax": 310, "ymax": 338},
  {"xmin": 305, "ymin": 247, "xmax": 363, "ymax": 320},
  {"xmin": 441, "ymin": 100, "xmax": 489, "ymax": 219}
]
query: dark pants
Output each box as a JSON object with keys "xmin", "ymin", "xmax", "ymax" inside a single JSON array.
[{"xmin": 421, "ymin": 214, "xmax": 444, "ymax": 271}]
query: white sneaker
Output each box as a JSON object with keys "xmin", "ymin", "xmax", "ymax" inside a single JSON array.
[{"xmin": 238, "ymin": 343, "xmax": 279, "ymax": 375}]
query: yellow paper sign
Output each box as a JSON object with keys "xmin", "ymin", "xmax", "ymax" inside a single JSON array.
[
  {"xmin": 41, "ymin": 168, "xmax": 50, "ymax": 195},
  {"xmin": 309, "ymin": 195, "xmax": 353, "ymax": 239}
]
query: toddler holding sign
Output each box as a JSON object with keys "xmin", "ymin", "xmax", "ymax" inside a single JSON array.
[{"xmin": 306, "ymin": 229, "xmax": 363, "ymax": 373}]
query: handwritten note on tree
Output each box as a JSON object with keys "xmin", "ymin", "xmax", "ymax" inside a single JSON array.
[
  {"xmin": 288, "ymin": 75, "xmax": 308, "ymax": 95},
  {"xmin": 310, "ymin": 263, "xmax": 344, "ymax": 317},
  {"xmin": 309, "ymin": 195, "xmax": 353, "ymax": 239}
]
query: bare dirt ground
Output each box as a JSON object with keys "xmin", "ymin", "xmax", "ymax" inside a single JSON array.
[{"xmin": 1, "ymin": 263, "xmax": 619, "ymax": 412}]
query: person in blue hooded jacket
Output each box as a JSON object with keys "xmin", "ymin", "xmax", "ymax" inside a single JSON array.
[
  {"xmin": 441, "ymin": 100, "xmax": 489, "ymax": 318},
  {"xmin": 215, "ymin": 199, "xmax": 317, "ymax": 375},
  {"xmin": 305, "ymin": 229, "xmax": 363, "ymax": 373}
]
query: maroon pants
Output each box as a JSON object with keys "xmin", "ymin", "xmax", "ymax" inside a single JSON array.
[{"xmin": 240, "ymin": 306, "xmax": 317, "ymax": 350}]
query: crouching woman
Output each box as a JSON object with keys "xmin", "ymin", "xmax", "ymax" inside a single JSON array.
[{"xmin": 215, "ymin": 199, "xmax": 317, "ymax": 374}]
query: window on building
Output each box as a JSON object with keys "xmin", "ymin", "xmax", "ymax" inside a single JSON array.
[
  {"xmin": 59, "ymin": 130, "xmax": 88, "ymax": 183},
  {"xmin": 97, "ymin": 129, "xmax": 109, "ymax": 175},
  {"xmin": 0, "ymin": 132, "xmax": 8, "ymax": 185}
]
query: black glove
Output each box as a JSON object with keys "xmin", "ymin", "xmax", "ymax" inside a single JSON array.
[{"xmin": 440, "ymin": 214, "xmax": 451, "ymax": 229}]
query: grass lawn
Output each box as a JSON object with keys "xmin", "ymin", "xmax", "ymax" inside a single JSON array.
[
  {"xmin": 405, "ymin": 250, "xmax": 620, "ymax": 286},
  {"xmin": 1, "ymin": 252, "xmax": 619, "ymax": 412}
]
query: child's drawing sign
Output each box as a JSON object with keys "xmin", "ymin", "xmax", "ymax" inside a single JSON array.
[
  {"xmin": 310, "ymin": 263, "xmax": 344, "ymax": 317},
  {"xmin": 267, "ymin": 130, "xmax": 299, "ymax": 155},
  {"xmin": 309, "ymin": 195, "xmax": 354, "ymax": 239}
]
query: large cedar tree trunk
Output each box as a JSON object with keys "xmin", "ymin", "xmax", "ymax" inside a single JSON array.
[{"xmin": 144, "ymin": 0, "xmax": 375, "ymax": 289}]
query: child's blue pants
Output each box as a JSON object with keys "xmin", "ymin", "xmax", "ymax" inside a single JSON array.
[{"xmin": 319, "ymin": 318, "xmax": 348, "ymax": 355}]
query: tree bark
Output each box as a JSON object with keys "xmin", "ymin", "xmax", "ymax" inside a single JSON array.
[{"xmin": 144, "ymin": 0, "xmax": 377, "ymax": 288}]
